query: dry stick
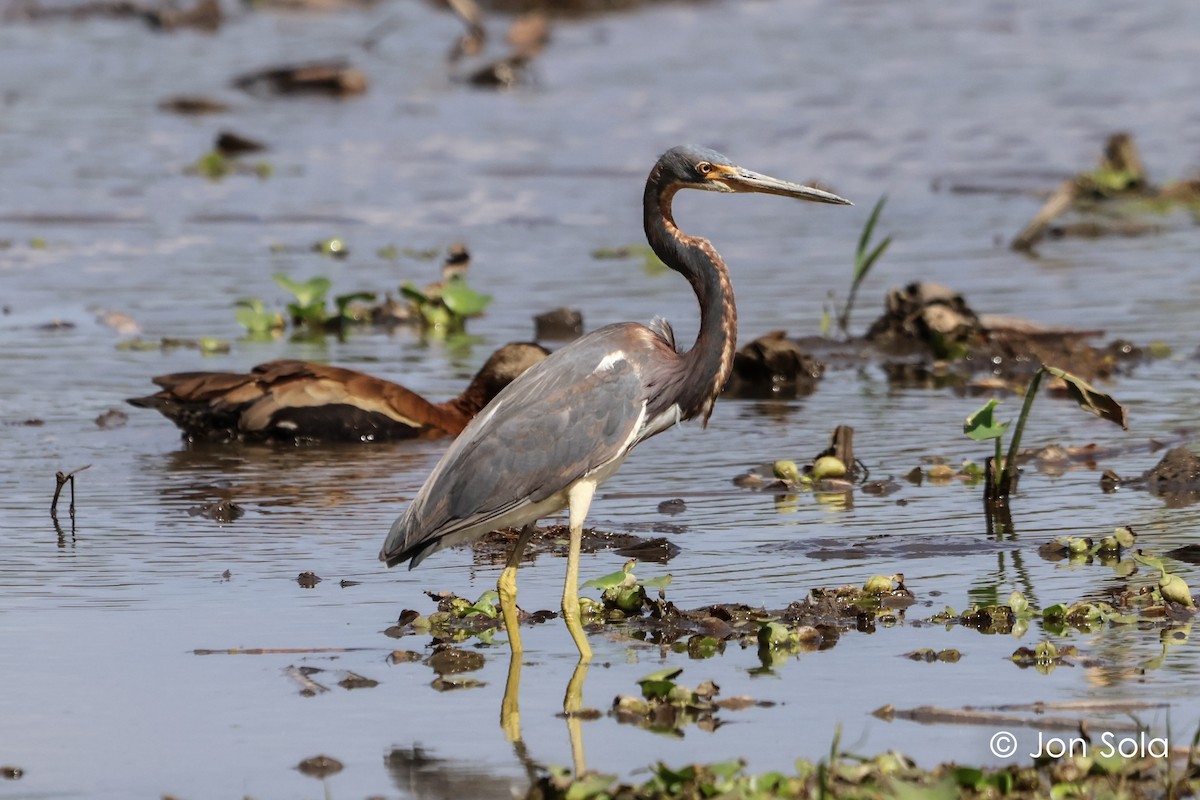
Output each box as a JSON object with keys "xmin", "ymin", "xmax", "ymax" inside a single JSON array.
[
  {"xmin": 1010, "ymin": 179, "xmax": 1079, "ymax": 252},
  {"xmin": 888, "ymin": 705, "xmax": 1143, "ymax": 733},
  {"xmin": 50, "ymin": 464, "xmax": 91, "ymax": 521},
  {"xmin": 283, "ymin": 665, "xmax": 329, "ymax": 695},
  {"xmin": 193, "ymin": 647, "xmax": 374, "ymax": 655}
]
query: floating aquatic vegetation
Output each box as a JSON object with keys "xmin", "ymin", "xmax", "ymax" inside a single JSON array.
[
  {"xmin": 186, "ymin": 149, "xmax": 271, "ymax": 181},
  {"xmin": 1009, "ymin": 640, "xmax": 1079, "ymax": 675},
  {"xmin": 1012, "ymin": 132, "xmax": 1200, "ymax": 253},
  {"xmin": 609, "ymin": 667, "xmax": 771, "ymax": 737},
  {"xmin": 233, "ymin": 298, "xmax": 286, "ymax": 337},
  {"xmin": 579, "ymin": 559, "xmax": 671, "ymax": 620},
  {"xmin": 530, "ymin": 737, "xmax": 1200, "ymax": 800},
  {"xmin": 964, "ymin": 366, "xmax": 1127, "ymax": 506},
  {"xmin": 117, "ymin": 336, "xmax": 230, "ymax": 354},
  {"xmin": 400, "ymin": 275, "xmax": 492, "ymax": 334},
  {"xmin": 1038, "ymin": 526, "xmax": 1137, "ymax": 573},
  {"xmin": 388, "ymin": 574, "xmax": 915, "ymax": 656}
]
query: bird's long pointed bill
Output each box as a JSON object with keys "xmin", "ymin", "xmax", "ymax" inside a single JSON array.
[{"xmin": 725, "ymin": 168, "xmax": 852, "ymax": 206}]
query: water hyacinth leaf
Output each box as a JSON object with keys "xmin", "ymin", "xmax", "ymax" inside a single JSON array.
[
  {"xmin": 440, "ymin": 279, "xmax": 491, "ymax": 317},
  {"xmin": 563, "ymin": 773, "xmax": 616, "ymax": 800},
  {"xmin": 335, "ymin": 291, "xmax": 376, "ymax": 317},
  {"xmin": 772, "ymin": 460, "xmax": 802, "ymax": 483},
  {"xmin": 1113, "ymin": 527, "xmax": 1136, "ymax": 548},
  {"xmin": 812, "ymin": 456, "xmax": 847, "ymax": 481},
  {"xmin": 707, "ymin": 759, "xmax": 745, "ymax": 781},
  {"xmin": 1043, "ymin": 366, "xmax": 1128, "ymax": 429},
  {"xmin": 1133, "ymin": 552, "xmax": 1165, "ymax": 573},
  {"xmin": 964, "ymin": 399, "xmax": 1010, "ymax": 441},
  {"xmin": 757, "ymin": 621, "xmax": 794, "ymax": 648},
  {"xmin": 1007, "ymin": 591, "xmax": 1029, "ymax": 616},
  {"xmin": 582, "ymin": 569, "xmax": 630, "ymax": 590},
  {"xmin": 641, "ymin": 575, "xmax": 672, "ymax": 590},
  {"xmin": 465, "ymin": 590, "xmax": 499, "ymax": 617},
  {"xmin": 399, "ymin": 283, "xmax": 429, "ymax": 304},
  {"xmin": 273, "ymin": 273, "xmax": 330, "ymax": 307},
  {"xmin": 1160, "ymin": 574, "xmax": 1195, "ymax": 607},
  {"xmin": 637, "ymin": 667, "xmax": 684, "ymax": 686},
  {"xmin": 1042, "ymin": 603, "xmax": 1068, "ymax": 622}
]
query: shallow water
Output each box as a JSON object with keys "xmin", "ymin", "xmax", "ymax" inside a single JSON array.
[{"xmin": 3, "ymin": 0, "xmax": 1200, "ymax": 797}]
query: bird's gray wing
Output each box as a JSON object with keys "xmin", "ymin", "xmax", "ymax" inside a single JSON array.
[{"xmin": 382, "ymin": 324, "xmax": 666, "ymax": 562}]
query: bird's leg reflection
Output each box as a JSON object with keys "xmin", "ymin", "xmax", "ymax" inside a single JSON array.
[
  {"xmin": 498, "ymin": 522, "xmax": 537, "ymax": 655},
  {"xmin": 564, "ymin": 660, "xmax": 590, "ymax": 776},
  {"xmin": 563, "ymin": 481, "xmax": 595, "ymax": 661},
  {"xmin": 500, "ymin": 645, "xmax": 525, "ymax": 745},
  {"xmin": 499, "ymin": 648, "xmax": 592, "ymax": 780}
]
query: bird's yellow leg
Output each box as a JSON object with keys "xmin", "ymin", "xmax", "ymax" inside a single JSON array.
[
  {"xmin": 500, "ymin": 647, "xmax": 523, "ymax": 744},
  {"xmin": 564, "ymin": 660, "xmax": 590, "ymax": 775},
  {"xmin": 498, "ymin": 523, "xmax": 536, "ymax": 656},
  {"xmin": 563, "ymin": 481, "xmax": 595, "ymax": 662}
]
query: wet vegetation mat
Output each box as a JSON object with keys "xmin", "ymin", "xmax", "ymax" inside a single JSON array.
[{"xmin": 528, "ymin": 747, "xmax": 1200, "ymax": 800}]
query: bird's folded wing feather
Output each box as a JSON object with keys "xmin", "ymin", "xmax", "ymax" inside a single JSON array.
[{"xmin": 396, "ymin": 325, "xmax": 658, "ymax": 544}]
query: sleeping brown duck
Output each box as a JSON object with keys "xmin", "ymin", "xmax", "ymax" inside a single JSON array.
[{"xmin": 127, "ymin": 342, "xmax": 549, "ymax": 443}]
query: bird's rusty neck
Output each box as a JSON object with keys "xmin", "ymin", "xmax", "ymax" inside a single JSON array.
[{"xmin": 644, "ymin": 177, "xmax": 737, "ymax": 425}]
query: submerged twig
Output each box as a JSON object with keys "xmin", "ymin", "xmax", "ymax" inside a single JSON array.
[
  {"xmin": 284, "ymin": 665, "xmax": 329, "ymax": 696},
  {"xmin": 50, "ymin": 464, "xmax": 90, "ymax": 527}
]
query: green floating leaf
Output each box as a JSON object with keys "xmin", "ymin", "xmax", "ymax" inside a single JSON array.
[
  {"xmin": 964, "ymin": 399, "xmax": 1010, "ymax": 441},
  {"xmin": 440, "ymin": 278, "xmax": 491, "ymax": 318},
  {"xmin": 1043, "ymin": 366, "xmax": 1128, "ymax": 429},
  {"xmin": 399, "ymin": 282, "xmax": 429, "ymax": 304},
  {"xmin": 581, "ymin": 569, "xmax": 629, "ymax": 590},
  {"xmin": 641, "ymin": 575, "xmax": 672, "ymax": 590},
  {"xmin": 273, "ymin": 273, "xmax": 331, "ymax": 308}
]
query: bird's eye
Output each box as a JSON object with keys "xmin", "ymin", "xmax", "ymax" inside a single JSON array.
[{"xmin": 697, "ymin": 162, "xmax": 712, "ymax": 175}]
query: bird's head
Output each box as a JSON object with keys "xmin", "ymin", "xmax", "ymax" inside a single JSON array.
[{"xmin": 657, "ymin": 145, "xmax": 851, "ymax": 206}]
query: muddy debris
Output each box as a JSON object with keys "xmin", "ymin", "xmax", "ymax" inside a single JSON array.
[
  {"xmin": 214, "ymin": 131, "xmax": 267, "ymax": 157},
  {"xmin": 425, "ymin": 643, "xmax": 485, "ymax": 675},
  {"xmin": 903, "ymin": 648, "xmax": 961, "ymax": 663},
  {"xmin": 158, "ymin": 95, "xmax": 230, "ymax": 115},
  {"xmin": 474, "ymin": 524, "xmax": 681, "ymax": 564},
  {"xmin": 387, "ymin": 649, "xmax": 423, "ymax": 665},
  {"xmin": 186, "ymin": 499, "xmax": 244, "ymax": 523},
  {"xmin": 1102, "ymin": 445, "xmax": 1200, "ymax": 506},
  {"xmin": 1012, "ymin": 132, "xmax": 1200, "ymax": 252},
  {"xmin": 337, "ymin": 671, "xmax": 379, "ymax": 690},
  {"xmin": 441, "ymin": 1, "xmax": 550, "ymax": 89},
  {"xmin": 656, "ymin": 498, "xmax": 686, "ymax": 515},
  {"xmin": 533, "ymin": 306, "xmax": 583, "ymax": 340},
  {"xmin": 396, "ymin": 578, "xmax": 916, "ymax": 658},
  {"xmin": 297, "ymin": 571, "xmax": 322, "ymax": 588},
  {"xmin": 233, "ymin": 60, "xmax": 368, "ymax": 97},
  {"xmin": 723, "ymin": 330, "xmax": 824, "ymax": 399},
  {"xmin": 864, "ymin": 281, "xmax": 1151, "ymax": 385},
  {"xmin": 6, "ymin": 0, "xmax": 220, "ymax": 30},
  {"xmin": 296, "ymin": 754, "xmax": 343, "ymax": 779},
  {"xmin": 94, "ymin": 408, "xmax": 128, "ymax": 429}
]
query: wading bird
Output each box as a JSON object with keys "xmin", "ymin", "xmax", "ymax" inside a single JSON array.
[
  {"xmin": 127, "ymin": 342, "xmax": 548, "ymax": 443},
  {"xmin": 380, "ymin": 146, "xmax": 850, "ymax": 660}
]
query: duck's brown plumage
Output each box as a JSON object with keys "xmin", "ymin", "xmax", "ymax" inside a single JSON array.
[{"xmin": 127, "ymin": 342, "xmax": 549, "ymax": 443}]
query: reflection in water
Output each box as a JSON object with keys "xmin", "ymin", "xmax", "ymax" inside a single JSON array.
[
  {"xmin": 387, "ymin": 652, "xmax": 592, "ymax": 800},
  {"xmin": 140, "ymin": 440, "xmax": 436, "ymax": 515},
  {"xmin": 384, "ymin": 744, "xmax": 523, "ymax": 800}
]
